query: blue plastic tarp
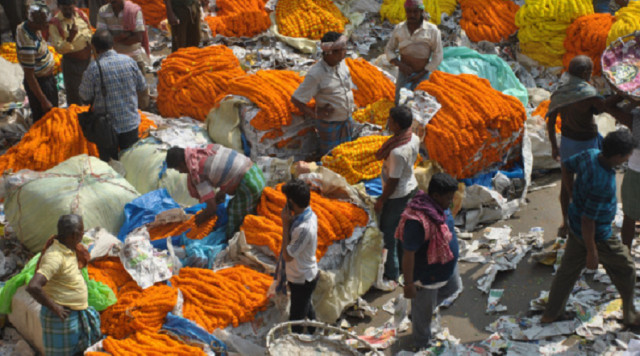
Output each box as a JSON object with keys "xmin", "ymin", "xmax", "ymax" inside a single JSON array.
[
  {"xmin": 460, "ymin": 162, "xmax": 525, "ymax": 188},
  {"xmin": 118, "ymin": 189, "xmax": 181, "ymax": 241},
  {"xmin": 163, "ymin": 313, "xmax": 227, "ymax": 352},
  {"xmin": 438, "ymin": 47, "xmax": 529, "ymax": 107},
  {"xmin": 364, "ymin": 177, "xmax": 383, "ymax": 197}
]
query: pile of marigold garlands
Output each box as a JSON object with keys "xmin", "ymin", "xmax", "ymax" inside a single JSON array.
[
  {"xmin": 147, "ymin": 211, "xmax": 218, "ymax": 241},
  {"xmin": 0, "ymin": 105, "xmax": 155, "ymax": 174},
  {"xmin": 130, "ymin": 0, "xmax": 166, "ymax": 28},
  {"xmin": 275, "ymin": 0, "xmax": 348, "ymax": 40},
  {"xmin": 346, "ymin": 58, "xmax": 396, "ymax": 108},
  {"xmin": 321, "ymin": 135, "xmax": 389, "ymax": 184},
  {"xmin": 157, "ymin": 45, "xmax": 245, "ymax": 121},
  {"xmin": 241, "ymin": 185, "xmax": 369, "ymax": 259},
  {"xmin": 352, "ymin": 99, "xmax": 395, "ymax": 127},
  {"xmin": 563, "ymin": 13, "xmax": 615, "ymax": 75},
  {"xmin": 416, "ymin": 71, "xmax": 526, "ymax": 178},
  {"xmin": 459, "ymin": 0, "xmax": 519, "ymax": 43},
  {"xmin": 1, "ymin": 42, "xmax": 62, "ymax": 74},
  {"xmin": 205, "ymin": 0, "xmax": 270, "ymax": 38}
]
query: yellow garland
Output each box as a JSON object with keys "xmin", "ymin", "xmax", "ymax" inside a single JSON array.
[
  {"xmin": 607, "ymin": 1, "xmax": 640, "ymax": 45},
  {"xmin": 321, "ymin": 135, "xmax": 389, "ymax": 184},
  {"xmin": 352, "ymin": 99, "xmax": 395, "ymax": 126},
  {"xmin": 275, "ymin": 0, "xmax": 349, "ymax": 40},
  {"xmin": 0, "ymin": 42, "xmax": 62, "ymax": 74},
  {"xmin": 515, "ymin": 0, "xmax": 593, "ymax": 67}
]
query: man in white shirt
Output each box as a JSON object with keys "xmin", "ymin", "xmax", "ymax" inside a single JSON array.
[
  {"xmin": 280, "ymin": 179, "xmax": 319, "ymax": 333},
  {"xmin": 375, "ymin": 106, "xmax": 420, "ymax": 281},
  {"xmin": 291, "ymin": 31, "xmax": 356, "ymax": 157},
  {"xmin": 385, "ymin": 0, "xmax": 443, "ymax": 105}
]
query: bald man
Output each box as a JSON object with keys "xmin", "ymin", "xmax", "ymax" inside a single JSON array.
[{"xmin": 547, "ymin": 55, "xmax": 620, "ymax": 237}]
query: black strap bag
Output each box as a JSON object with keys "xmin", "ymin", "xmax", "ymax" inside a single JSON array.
[{"xmin": 78, "ymin": 57, "xmax": 118, "ymax": 149}]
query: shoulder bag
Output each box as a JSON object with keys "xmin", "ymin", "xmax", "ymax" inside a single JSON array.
[{"xmin": 78, "ymin": 56, "xmax": 118, "ymax": 150}]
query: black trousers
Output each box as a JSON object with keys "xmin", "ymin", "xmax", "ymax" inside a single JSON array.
[
  {"xmin": 98, "ymin": 128, "xmax": 138, "ymax": 162},
  {"xmin": 24, "ymin": 74, "xmax": 58, "ymax": 122},
  {"xmin": 62, "ymin": 55, "xmax": 91, "ymax": 105},
  {"xmin": 288, "ymin": 275, "xmax": 318, "ymax": 333}
]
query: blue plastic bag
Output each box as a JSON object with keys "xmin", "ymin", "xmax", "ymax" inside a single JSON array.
[{"xmin": 118, "ymin": 189, "xmax": 181, "ymax": 241}]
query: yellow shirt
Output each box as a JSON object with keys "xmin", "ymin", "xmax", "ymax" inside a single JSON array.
[
  {"xmin": 36, "ymin": 239, "xmax": 88, "ymax": 310},
  {"xmin": 48, "ymin": 11, "xmax": 92, "ymax": 55}
]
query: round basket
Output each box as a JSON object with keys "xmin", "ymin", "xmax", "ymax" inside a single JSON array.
[
  {"xmin": 265, "ymin": 320, "xmax": 383, "ymax": 356},
  {"xmin": 602, "ymin": 31, "xmax": 640, "ymax": 100}
]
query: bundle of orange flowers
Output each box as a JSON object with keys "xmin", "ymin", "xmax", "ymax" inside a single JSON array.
[
  {"xmin": 0, "ymin": 42, "xmax": 62, "ymax": 74},
  {"xmin": 226, "ymin": 70, "xmax": 312, "ymax": 134},
  {"xmin": 130, "ymin": 0, "xmax": 166, "ymax": 28},
  {"xmin": 99, "ymin": 330, "xmax": 206, "ymax": 355},
  {"xmin": 345, "ymin": 58, "xmax": 395, "ymax": 108},
  {"xmin": 352, "ymin": 99, "xmax": 395, "ymax": 126},
  {"xmin": 100, "ymin": 281, "xmax": 178, "ymax": 339},
  {"xmin": 157, "ymin": 45, "xmax": 245, "ymax": 121},
  {"xmin": 275, "ymin": 0, "xmax": 348, "ymax": 39},
  {"xmin": 147, "ymin": 211, "xmax": 217, "ymax": 241},
  {"xmin": 321, "ymin": 135, "xmax": 389, "ymax": 184},
  {"xmin": 563, "ymin": 13, "xmax": 615, "ymax": 76},
  {"xmin": 241, "ymin": 185, "xmax": 369, "ymax": 259},
  {"xmin": 532, "ymin": 99, "xmax": 561, "ymax": 133},
  {"xmin": 88, "ymin": 257, "xmax": 133, "ymax": 298},
  {"xmin": 416, "ymin": 71, "xmax": 526, "ymax": 178},
  {"xmin": 205, "ymin": 0, "xmax": 270, "ymax": 37},
  {"xmin": 0, "ymin": 105, "xmax": 155, "ymax": 174},
  {"xmin": 459, "ymin": 0, "xmax": 519, "ymax": 43},
  {"xmin": 170, "ymin": 266, "xmax": 272, "ymax": 332}
]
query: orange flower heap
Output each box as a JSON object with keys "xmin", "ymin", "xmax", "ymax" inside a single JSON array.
[
  {"xmin": 563, "ymin": 13, "xmax": 615, "ymax": 76},
  {"xmin": 345, "ymin": 58, "xmax": 395, "ymax": 108},
  {"xmin": 352, "ymin": 99, "xmax": 395, "ymax": 126},
  {"xmin": 0, "ymin": 42, "xmax": 62, "ymax": 74},
  {"xmin": 147, "ymin": 211, "xmax": 217, "ymax": 241},
  {"xmin": 170, "ymin": 266, "xmax": 272, "ymax": 332},
  {"xmin": 157, "ymin": 45, "xmax": 245, "ymax": 121},
  {"xmin": 0, "ymin": 106, "xmax": 155, "ymax": 174},
  {"xmin": 88, "ymin": 257, "xmax": 133, "ymax": 297},
  {"xmin": 275, "ymin": 0, "xmax": 349, "ymax": 40},
  {"xmin": 101, "ymin": 330, "xmax": 206, "ymax": 355},
  {"xmin": 416, "ymin": 71, "xmax": 526, "ymax": 178},
  {"xmin": 226, "ymin": 70, "xmax": 312, "ymax": 134},
  {"xmin": 321, "ymin": 135, "xmax": 389, "ymax": 184},
  {"xmin": 130, "ymin": 0, "xmax": 166, "ymax": 28},
  {"xmin": 459, "ymin": 0, "xmax": 519, "ymax": 43},
  {"xmin": 242, "ymin": 185, "xmax": 369, "ymax": 259},
  {"xmin": 205, "ymin": 0, "xmax": 271, "ymax": 37}
]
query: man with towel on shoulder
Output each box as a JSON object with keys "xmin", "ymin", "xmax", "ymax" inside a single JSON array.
[
  {"xmin": 547, "ymin": 55, "xmax": 620, "ymax": 237},
  {"xmin": 385, "ymin": 0, "xmax": 443, "ymax": 105},
  {"xmin": 291, "ymin": 31, "xmax": 356, "ymax": 157}
]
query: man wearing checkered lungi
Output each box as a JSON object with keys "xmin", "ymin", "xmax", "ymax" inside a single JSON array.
[
  {"xmin": 166, "ymin": 144, "xmax": 266, "ymax": 240},
  {"xmin": 27, "ymin": 215, "xmax": 102, "ymax": 356}
]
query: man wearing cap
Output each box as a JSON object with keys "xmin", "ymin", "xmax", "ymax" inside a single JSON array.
[
  {"xmin": 291, "ymin": 31, "xmax": 356, "ymax": 157},
  {"xmin": 16, "ymin": 2, "xmax": 59, "ymax": 121},
  {"xmin": 385, "ymin": 0, "xmax": 443, "ymax": 105},
  {"xmin": 49, "ymin": 0, "xmax": 93, "ymax": 105}
]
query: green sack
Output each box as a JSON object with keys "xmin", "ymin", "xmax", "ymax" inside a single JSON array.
[{"xmin": 0, "ymin": 254, "xmax": 117, "ymax": 314}]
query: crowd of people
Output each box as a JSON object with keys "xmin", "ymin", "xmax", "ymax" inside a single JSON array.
[{"xmin": 1, "ymin": 0, "xmax": 640, "ymax": 353}]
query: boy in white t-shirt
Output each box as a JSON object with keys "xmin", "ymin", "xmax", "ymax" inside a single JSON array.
[
  {"xmin": 281, "ymin": 179, "xmax": 319, "ymax": 333},
  {"xmin": 375, "ymin": 106, "xmax": 421, "ymax": 281}
]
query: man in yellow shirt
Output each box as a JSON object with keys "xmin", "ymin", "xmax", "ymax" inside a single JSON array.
[
  {"xmin": 49, "ymin": 0, "xmax": 93, "ymax": 105},
  {"xmin": 27, "ymin": 215, "xmax": 101, "ymax": 356}
]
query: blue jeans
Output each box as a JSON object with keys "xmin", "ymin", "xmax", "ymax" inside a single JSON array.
[{"xmin": 560, "ymin": 135, "xmax": 601, "ymax": 162}]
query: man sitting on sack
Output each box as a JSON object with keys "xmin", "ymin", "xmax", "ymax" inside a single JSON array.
[
  {"xmin": 385, "ymin": 0, "xmax": 443, "ymax": 105},
  {"xmin": 166, "ymin": 144, "xmax": 266, "ymax": 240},
  {"xmin": 27, "ymin": 215, "xmax": 102, "ymax": 356},
  {"xmin": 79, "ymin": 30, "xmax": 148, "ymax": 162},
  {"xmin": 291, "ymin": 31, "xmax": 356, "ymax": 157}
]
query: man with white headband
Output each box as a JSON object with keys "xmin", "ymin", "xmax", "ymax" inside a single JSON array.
[
  {"xmin": 291, "ymin": 31, "xmax": 356, "ymax": 157},
  {"xmin": 385, "ymin": 0, "xmax": 443, "ymax": 105},
  {"xmin": 16, "ymin": 2, "xmax": 59, "ymax": 121}
]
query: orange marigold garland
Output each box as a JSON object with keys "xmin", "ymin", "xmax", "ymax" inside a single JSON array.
[
  {"xmin": 416, "ymin": 71, "xmax": 526, "ymax": 178},
  {"xmin": 88, "ymin": 257, "xmax": 134, "ymax": 298},
  {"xmin": 345, "ymin": 58, "xmax": 395, "ymax": 108},
  {"xmin": 170, "ymin": 266, "xmax": 272, "ymax": 333},
  {"xmin": 147, "ymin": 211, "xmax": 217, "ymax": 241},
  {"xmin": 563, "ymin": 13, "xmax": 615, "ymax": 76},
  {"xmin": 0, "ymin": 106, "xmax": 155, "ymax": 174},
  {"xmin": 130, "ymin": 0, "xmax": 166, "ymax": 28},
  {"xmin": 205, "ymin": 0, "xmax": 271, "ymax": 37},
  {"xmin": 157, "ymin": 45, "xmax": 245, "ymax": 121},
  {"xmin": 532, "ymin": 99, "xmax": 561, "ymax": 133},
  {"xmin": 242, "ymin": 185, "xmax": 369, "ymax": 259},
  {"xmin": 459, "ymin": 0, "xmax": 519, "ymax": 43},
  {"xmin": 275, "ymin": 0, "xmax": 349, "ymax": 40},
  {"xmin": 101, "ymin": 330, "xmax": 207, "ymax": 355}
]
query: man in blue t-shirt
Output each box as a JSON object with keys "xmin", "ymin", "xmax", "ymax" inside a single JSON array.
[
  {"xmin": 398, "ymin": 173, "xmax": 461, "ymax": 348},
  {"xmin": 542, "ymin": 130, "xmax": 639, "ymax": 325}
]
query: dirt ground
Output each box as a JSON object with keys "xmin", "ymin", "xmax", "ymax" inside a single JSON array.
[{"xmin": 348, "ymin": 170, "xmax": 620, "ymax": 354}]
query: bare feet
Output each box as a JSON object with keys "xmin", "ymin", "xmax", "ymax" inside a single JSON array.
[
  {"xmin": 557, "ymin": 225, "xmax": 569, "ymax": 238},
  {"xmin": 623, "ymin": 312, "xmax": 640, "ymax": 327}
]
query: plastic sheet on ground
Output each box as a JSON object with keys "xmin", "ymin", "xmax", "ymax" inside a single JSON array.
[
  {"xmin": 2, "ymin": 155, "xmax": 140, "ymax": 252},
  {"xmin": 438, "ymin": 47, "xmax": 529, "ymax": 106},
  {"xmin": 162, "ymin": 312, "xmax": 227, "ymax": 353},
  {"xmin": 118, "ymin": 189, "xmax": 181, "ymax": 241},
  {"xmin": 119, "ymin": 227, "xmax": 175, "ymax": 289},
  {"xmin": 148, "ymin": 116, "xmax": 212, "ymax": 148}
]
